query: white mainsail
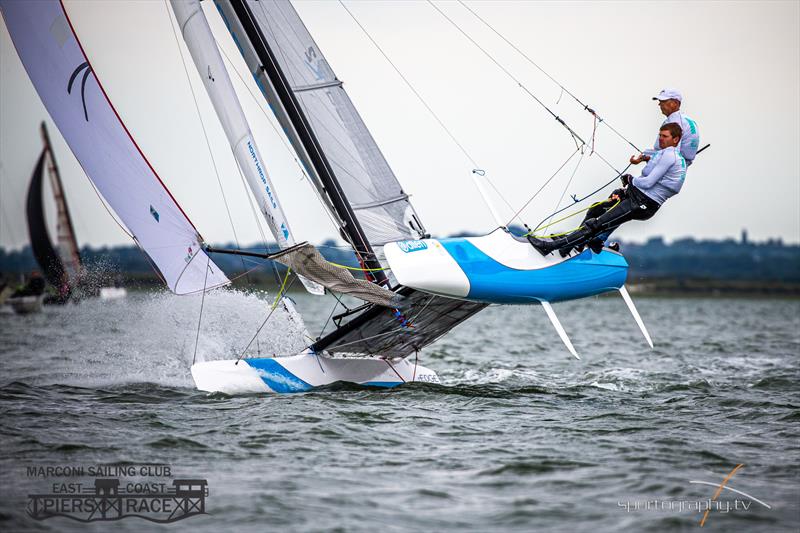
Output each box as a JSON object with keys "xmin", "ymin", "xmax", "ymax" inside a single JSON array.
[
  {"xmin": 1, "ymin": 0, "xmax": 229, "ymax": 294},
  {"xmin": 170, "ymin": 0, "xmax": 323, "ymax": 295}
]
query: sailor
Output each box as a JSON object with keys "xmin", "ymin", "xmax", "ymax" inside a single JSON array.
[
  {"xmin": 528, "ymin": 123, "xmax": 686, "ymax": 257},
  {"xmin": 630, "ymin": 88, "xmax": 700, "ymax": 167}
]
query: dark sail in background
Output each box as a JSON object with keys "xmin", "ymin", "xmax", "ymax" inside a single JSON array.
[
  {"xmin": 24, "ymin": 123, "xmax": 83, "ymax": 302},
  {"xmin": 25, "ymin": 148, "xmax": 68, "ymax": 297}
]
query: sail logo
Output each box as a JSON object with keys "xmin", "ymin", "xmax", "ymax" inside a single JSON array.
[
  {"xmin": 150, "ymin": 205, "xmax": 159, "ymax": 223},
  {"xmin": 67, "ymin": 62, "xmax": 94, "ymax": 122},
  {"xmin": 280, "ymin": 223, "xmax": 289, "ymax": 240},
  {"xmin": 397, "ymin": 240, "xmax": 428, "ymax": 253},
  {"xmin": 247, "ymin": 141, "xmax": 277, "ymax": 209},
  {"xmin": 304, "ymin": 46, "xmax": 324, "ymax": 80}
]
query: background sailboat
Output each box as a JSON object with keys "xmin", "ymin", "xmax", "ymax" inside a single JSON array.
[{"xmin": 25, "ymin": 121, "xmax": 81, "ymax": 304}]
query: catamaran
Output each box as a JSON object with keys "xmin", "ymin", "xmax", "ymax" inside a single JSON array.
[{"xmin": 1, "ymin": 0, "xmax": 652, "ymax": 393}]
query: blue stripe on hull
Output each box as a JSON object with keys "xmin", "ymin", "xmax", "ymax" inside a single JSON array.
[
  {"xmin": 244, "ymin": 360, "xmax": 406, "ymax": 392},
  {"xmin": 439, "ymin": 239, "xmax": 628, "ymax": 304},
  {"xmin": 245, "ymin": 358, "xmax": 313, "ymax": 393}
]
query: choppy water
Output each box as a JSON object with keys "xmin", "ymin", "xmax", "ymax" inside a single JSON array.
[{"xmin": 0, "ymin": 291, "xmax": 798, "ymax": 532}]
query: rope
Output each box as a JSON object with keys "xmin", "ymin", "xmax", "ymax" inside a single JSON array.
[
  {"xmin": 236, "ymin": 270, "xmax": 298, "ymax": 363},
  {"xmin": 192, "ymin": 257, "xmax": 210, "ymax": 366},
  {"xmin": 526, "ymin": 199, "xmax": 620, "ymax": 238},
  {"xmin": 271, "ymin": 267, "xmax": 292, "ymax": 310},
  {"xmin": 456, "ymin": 0, "xmax": 640, "ymax": 152},
  {"xmin": 327, "ymin": 261, "xmax": 388, "ymax": 273},
  {"xmin": 532, "ymin": 164, "xmax": 631, "ymax": 234}
]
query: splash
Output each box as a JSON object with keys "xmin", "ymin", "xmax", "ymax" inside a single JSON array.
[{"xmin": 0, "ymin": 288, "xmax": 307, "ymax": 389}]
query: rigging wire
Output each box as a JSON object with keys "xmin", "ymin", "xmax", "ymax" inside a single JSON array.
[
  {"xmin": 339, "ymin": 1, "xmax": 480, "ymax": 170},
  {"xmin": 427, "ymin": 0, "xmax": 631, "ymax": 221},
  {"xmin": 426, "ymin": 0, "xmax": 585, "ymax": 148},
  {"xmin": 504, "ymin": 146, "xmax": 581, "ymax": 227},
  {"xmin": 456, "ymin": 0, "xmax": 640, "ymax": 153},
  {"xmin": 545, "ymin": 150, "xmax": 586, "ymax": 229},
  {"xmin": 339, "ymin": 1, "xmax": 520, "ymax": 221},
  {"xmin": 236, "ymin": 269, "xmax": 298, "ymax": 363},
  {"xmin": 192, "ymin": 257, "xmax": 211, "ymax": 366},
  {"xmin": 318, "ymin": 291, "xmax": 348, "ymax": 338}
]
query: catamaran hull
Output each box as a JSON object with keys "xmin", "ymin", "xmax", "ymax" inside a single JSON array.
[
  {"xmin": 385, "ymin": 230, "xmax": 628, "ymax": 304},
  {"xmin": 191, "ymin": 352, "xmax": 439, "ymax": 394}
]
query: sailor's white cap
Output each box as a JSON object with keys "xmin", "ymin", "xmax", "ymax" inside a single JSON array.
[{"xmin": 652, "ymin": 88, "xmax": 682, "ymax": 102}]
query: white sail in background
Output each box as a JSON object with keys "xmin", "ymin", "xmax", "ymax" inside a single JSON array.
[
  {"xmin": 170, "ymin": 0, "xmax": 323, "ymax": 295},
  {"xmin": 0, "ymin": 0, "xmax": 229, "ymax": 294}
]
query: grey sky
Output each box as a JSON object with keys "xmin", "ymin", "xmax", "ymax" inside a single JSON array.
[{"xmin": 1, "ymin": 0, "xmax": 798, "ymax": 252}]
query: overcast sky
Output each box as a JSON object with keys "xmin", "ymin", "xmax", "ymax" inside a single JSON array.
[{"xmin": 1, "ymin": 0, "xmax": 798, "ymax": 252}]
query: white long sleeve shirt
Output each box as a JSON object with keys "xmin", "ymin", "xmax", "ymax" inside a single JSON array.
[
  {"xmin": 632, "ymin": 146, "xmax": 687, "ymax": 205},
  {"xmin": 645, "ymin": 111, "xmax": 700, "ymax": 165}
]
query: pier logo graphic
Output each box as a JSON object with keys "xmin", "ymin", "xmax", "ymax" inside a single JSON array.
[{"xmin": 25, "ymin": 464, "xmax": 209, "ymax": 523}]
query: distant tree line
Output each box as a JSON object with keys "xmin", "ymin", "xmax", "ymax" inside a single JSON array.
[{"xmin": 1, "ymin": 236, "xmax": 798, "ymax": 284}]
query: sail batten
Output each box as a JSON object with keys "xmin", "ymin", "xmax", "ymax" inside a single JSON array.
[{"xmin": 1, "ymin": 0, "xmax": 229, "ymax": 294}]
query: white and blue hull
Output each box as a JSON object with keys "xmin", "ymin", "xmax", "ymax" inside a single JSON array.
[
  {"xmin": 385, "ymin": 229, "xmax": 628, "ymax": 304},
  {"xmin": 192, "ymin": 351, "xmax": 439, "ymax": 394}
]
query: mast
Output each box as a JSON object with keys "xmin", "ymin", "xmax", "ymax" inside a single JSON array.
[
  {"xmin": 222, "ymin": 0, "xmax": 388, "ymax": 283},
  {"xmin": 170, "ymin": 0, "xmax": 323, "ymax": 294},
  {"xmin": 40, "ymin": 121, "xmax": 82, "ymax": 288}
]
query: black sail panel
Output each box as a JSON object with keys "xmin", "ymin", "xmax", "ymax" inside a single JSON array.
[
  {"xmin": 311, "ymin": 289, "xmax": 488, "ymax": 358},
  {"xmin": 26, "ymin": 149, "xmax": 67, "ymax": 294}
]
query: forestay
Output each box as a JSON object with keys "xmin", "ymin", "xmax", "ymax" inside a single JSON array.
[
  {"xmin": 0, "ymin": 0, "xmax": 229, "ymax": 294},
  {"xmin": 242, "ymin": 0, "xmax": 426, "ymax": 248}
]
